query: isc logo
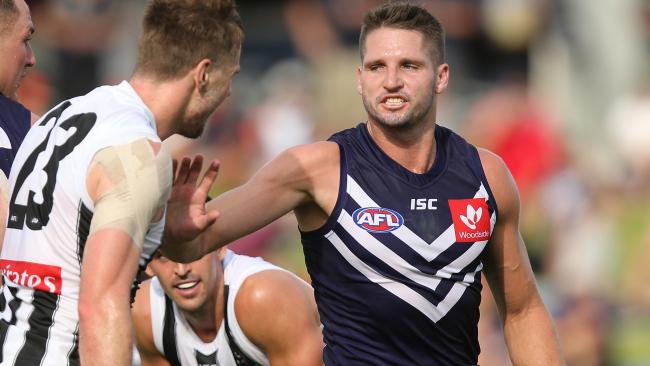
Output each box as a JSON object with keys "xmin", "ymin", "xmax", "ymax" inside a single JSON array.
[
  {"xmin": 410, "ymin": 198, "xmax": 438, "ymax": 210},
  {"xmin": 353, "ymin": 207, "xmax": 404, "ymax": 233}
]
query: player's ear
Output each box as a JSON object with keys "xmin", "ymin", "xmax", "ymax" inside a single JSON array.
[
  {"xmin": 145, "ymin": 250, "xmax": 161, "ymax": 277},
  {"xmin": 144, "ymin": 264, "xmax": 155, "ymax": 278},
  {"xmin": 216, "ymin": 245, "xmax": 228, "ymax": 261},
  {"xmin": 434, "ymin": 63, "xmax": 449, "ymax": 94},
  {"xmin": 193, "ymin": 58, "xmax": 212, "ymax": 93},
  {"xmin": 356, "ymin": 66, "xmax": 363, "ymax": 95}
]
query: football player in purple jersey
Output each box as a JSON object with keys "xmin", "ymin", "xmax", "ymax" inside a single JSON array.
[{"xmin": 164, "ymin": 2, "xmax": 564, "ymax": 365}]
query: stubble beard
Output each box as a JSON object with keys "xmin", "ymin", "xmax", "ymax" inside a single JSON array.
[
  {"xmin": 362, "ymin": 92, "xmax": 435, "ymax": 131},
  {"xmin": 178, "ymin": 107, "xmax": 211, "ymax": 139},
  {"xmin": 178, "ymin": 118, "xmax": 207, "ymax": 139}
]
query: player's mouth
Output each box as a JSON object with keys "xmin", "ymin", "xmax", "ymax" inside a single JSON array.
[
  {"xmin": 380, "ymin": 96, "xmax": 408, "ymax": 110},
  {"xmin": 173, "ymin": 280, "xmax": 200, "ymax": 296}
]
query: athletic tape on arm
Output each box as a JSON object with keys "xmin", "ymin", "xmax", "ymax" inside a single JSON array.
[{"xmin": 89, "ymin": 138, "xmax": 172, "ymax": 248}]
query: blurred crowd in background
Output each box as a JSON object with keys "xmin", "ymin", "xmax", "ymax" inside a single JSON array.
[{"xmin": 13, "ymin": 0, "xmax": 650, "ymax": 365}]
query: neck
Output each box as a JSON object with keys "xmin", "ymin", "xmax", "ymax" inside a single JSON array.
[
  {"xmin": 181, "ymin": 276, "xmax": 225, "ymax": 343},
  {"xmin": 129, "ymin": 73, "xmax": 193, "ymax": 140},
  {"xmin": 366, "ymin": 119, "xmax": 438, "ymax": 174}
]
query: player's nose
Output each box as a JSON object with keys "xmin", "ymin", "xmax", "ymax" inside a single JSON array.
[
  {"xmin": 25, "ymin": 44, "xmax": 36, "ymax": 68},
  {"xmin": 173, "ymin": 262, "xmax": 191, "ymax": 276}
]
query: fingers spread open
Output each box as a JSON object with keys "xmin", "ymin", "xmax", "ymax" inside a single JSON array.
[
  {"xmin": 187, "ymin": 155, "xmax": 205, "ymax": 186},
  {"xmin": 174, "ymin": 157, "xmax": 192, "ymax": 184},
  {"xmin": 197, "ymin": 159, "xmax": 220, "ymax": 196}
]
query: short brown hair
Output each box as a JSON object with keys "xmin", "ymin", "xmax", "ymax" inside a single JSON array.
[
  {"xmin": 359, "ymin": 1, "xmax": 445, "ymax": 65},
  {"xmin": 0, "ymin": 0, "xmax": 18, "ymax": 35},
  {"xmin": 135, "ymin": 0, "xmax": 244, "ymax": 80}
]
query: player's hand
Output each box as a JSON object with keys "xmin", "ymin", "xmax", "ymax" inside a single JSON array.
[{"xmin": 163, "ymin": 155, "xmax": 220, "ymax": 253}]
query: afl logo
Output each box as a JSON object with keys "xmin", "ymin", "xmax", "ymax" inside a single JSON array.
[{"xmin": 353, "ymin": 207, "xmax": 404, "ymax": 233}]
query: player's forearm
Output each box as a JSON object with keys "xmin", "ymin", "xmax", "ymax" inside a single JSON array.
[
  {"xmin": 163, "ymin": 182, "xmax": 296, "ymax": 262},
  {"xmin": 502, "ymin": 299, "xmax": 564, "ymax": 366},
  {"xmin": 79, "ymin": 295, "xmax": 133, "ymax": 365}
]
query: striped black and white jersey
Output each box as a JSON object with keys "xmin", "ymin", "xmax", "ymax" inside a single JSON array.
[
  {"xmin": 148, "ymin": 250, "xmax": 284, "ymax": 366},
  {"xmin": 301, "ymin": 123, "xmax": 497, "ymax": 366},
  {"xmin": 0, "ymin": 81, "xmax": 169, "ymax": 366}
]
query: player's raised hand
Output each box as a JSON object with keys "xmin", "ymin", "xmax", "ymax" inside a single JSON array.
[{"xmin": 163, "ymin": 155, "xmax": 220, "ymax": 248}]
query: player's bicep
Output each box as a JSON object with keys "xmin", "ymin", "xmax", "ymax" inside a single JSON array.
[
  {"xmin": 479, "ymin": 149, "xmax": 538, "ymax": 314},
  {"xmin": 207, "ymin": 145, "xmax": 320, "ymax": 243},
  {"xmin": 242, "ymin": 145, "xmax": 316, "ymax": 207},
  {"xmin": 86, "ymin": 138, "xmax": 172, "ymax": 248}
]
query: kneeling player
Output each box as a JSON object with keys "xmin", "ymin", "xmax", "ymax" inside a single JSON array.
[{"xmin": 132, "ymin": 247, "xmax": 324, "ymax": 366}]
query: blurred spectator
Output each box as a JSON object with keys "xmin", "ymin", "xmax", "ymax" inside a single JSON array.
[
  {"xmin": 29, "ymin": 0, "xmax": 127, "ymax": 100},
  {"xmin": 462, "ymin": 78, "xmax": 565, "ymax": 199},
  {"xmin": 250, "ymin": 59, "xmax": 316, "ymax": 162},
  {"xmin": 605, "ymin": 70, "xmax": 650, "ymax": 185},
  {"xmin": 284, "ymin": 0, "xmax": 366, "ymax": 137}
]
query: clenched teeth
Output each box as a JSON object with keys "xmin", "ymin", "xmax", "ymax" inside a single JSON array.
[{"xmin": 385, "ymin": 98, "xmax": 405, "ymax": 105}]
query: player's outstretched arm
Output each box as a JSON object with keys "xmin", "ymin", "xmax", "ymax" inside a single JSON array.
[
  {"xmin": 79, "ymin": 140, "xmax": 172, "ymax": 366},
  {"xmin": 162, "ymin": 141, "xmax": 339, "ymax": 263},
  {"xmin": 236, "ymin": 270, "xmax": 324, "ymax": 366},
  {"xmin": 132, "ymin": 281, "xmax": 173, "ymax": 366},
  {"xmin": 479, "ymin": 149, "xmax": 565, "ymax": 366}
]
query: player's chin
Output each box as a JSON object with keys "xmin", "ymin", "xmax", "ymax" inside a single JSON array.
[
  {"xmin": 175, "ymin": 298, "xmax": 204, "ymax": 312},
  {"xmin": 178, "ymin": 121, "xmax": 207, "ymax": 139},
  {"xmin": 172, "ymin": 285, "xmax": 205, "ymax": 309},
  {"xmin": 377, "ymin": 115, "xmax": 411, "ymax": 129}
]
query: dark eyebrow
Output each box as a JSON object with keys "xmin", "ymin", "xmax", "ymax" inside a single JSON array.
[
  {"xmin": 400, "ymin": 58, "xmax": 426, "ymax": 66},
  {"xmin": 363, "ymin": 58, "xmax": 384, "ymax": 68},
  {"xmin": 26, "ymin": 19, "xmax": 35, "ymax": 36}
]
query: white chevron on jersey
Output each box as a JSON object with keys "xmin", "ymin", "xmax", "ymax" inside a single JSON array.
[
  {"xmin": 336, "ymin": 210, "xmax": 443, "ymax": 291},
  {"xmin": 326, "ymin": 231, "xmax": 483, "ymax": 322},
  {"xmin": 347, "ymin": 175, "xmax": 496, "ymax": 263},
  {"xmin": 325, "ymin": 175, "xmax": 495, "ymax": 323}
]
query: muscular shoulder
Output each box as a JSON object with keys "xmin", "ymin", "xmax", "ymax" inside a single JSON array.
[
  {"xmin": 274, "ymin": 141, "xmax": 339, "ymax": 179},
  {"xmin": 289, "ymin": 141, "xmax": 339, "ymax": 161},
  {"xmin": 234, "ymin": 269, "xmax": 318, "ymax": 343},
  {"xmin": 478, "ymin": 148, "xmax": 519, "ymax": 218},
  {"xmin": 87, "ymin": 139, "xmax": 172, "ymax": 242},
  {"xmin": 256, "ymin": 141, "xmax": 339, "ymax": 202},
  {"xmin": 234, "ymin": 269, "xmax": 314, "ymax": 318}
]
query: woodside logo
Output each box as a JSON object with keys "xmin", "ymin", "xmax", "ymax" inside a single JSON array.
[{"xmin": 448, "ymin": 198, "xmax": 490, "ymax": 243}]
